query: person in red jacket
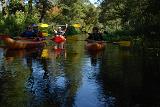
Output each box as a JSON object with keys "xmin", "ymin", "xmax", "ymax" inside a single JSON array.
[{"xmin": 52, "ymin": 24, "xmax": 68, "ymax": 49}]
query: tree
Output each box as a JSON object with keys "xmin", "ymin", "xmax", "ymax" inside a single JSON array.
[
  {"xmin": 8, "ymin": 0, "xmax": 24, "ymax": 15},
  {"xmin": 99, "ymin": 0, "xmax": 160, "ymax": 37},
  {"xmin": 34, "ymin": 0, "xmax": 54, "ymax": 22}
]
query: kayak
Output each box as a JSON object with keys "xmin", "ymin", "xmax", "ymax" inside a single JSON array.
[
  {"xmin": 85, "ymin": 42, "xmax": 106, "ymax": 51},
  {"xmin": 2, "ymin": 36, "xmax": 46, "ymax": 49}
]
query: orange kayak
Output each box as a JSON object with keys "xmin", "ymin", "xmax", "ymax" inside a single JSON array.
[
  {"xmin": 85, "ymin": 42, "xmax": 106, "ymax": 51},
  {"xmin": 2, "ymin": 36, "xmax": 46, "ymax": 49}
]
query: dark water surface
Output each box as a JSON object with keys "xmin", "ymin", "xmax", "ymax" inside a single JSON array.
[{"xmin": 0, "ymin": 36, "xmax": 160, "ymax": 107}]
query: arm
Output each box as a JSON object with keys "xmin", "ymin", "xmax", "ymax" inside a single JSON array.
[
  {"xmin": 61, "ymin": 24, "xmax": 68, "ymax": 37},
  {"xmin": 62, "ymin": 24, "xmax": 68, "ymax": 33}
]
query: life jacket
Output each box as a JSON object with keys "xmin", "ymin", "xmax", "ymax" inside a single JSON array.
[
  {"xmin": 21, "ymin": 31, "xmax": 36, "ymax": 38},
  {"xmin": 53, "ymin": 35, "xmax": 66, "ymax": 43}
]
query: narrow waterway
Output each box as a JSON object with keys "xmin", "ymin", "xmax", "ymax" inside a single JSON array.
[{"xmin": 0, "ymin": 35, "xmax": 160, "ymax": 107}]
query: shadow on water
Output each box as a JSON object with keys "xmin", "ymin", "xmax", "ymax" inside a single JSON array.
[
  {"xmin": 0, "ymin": 36, "xmax": 160, "ymax": 107},
  {"xmin": 80, "ymin": 48, "xmax": 116, "ymax": 107},
  {"xmin": 99, "ymin": 44, "xmax": 160, "ymax": 107},
  {"xmin": 86, "ymin": 50, "xmax": 104, "ymax": 66}
]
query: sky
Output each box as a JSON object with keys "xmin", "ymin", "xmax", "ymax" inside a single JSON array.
[
  {"xmin": 89, "ymin": 0, "xmax": 101, "ymax": 6},
  {"xmin": 90, "ymin": 0, "xmax": 96, "ymax": 4}
]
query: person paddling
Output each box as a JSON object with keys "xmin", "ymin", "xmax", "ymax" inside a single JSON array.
[
  {"xmin": 85, "ymin": 27, "xmax": 106, "ymax": 51},
  {"xmin": 21, "ymin": 25, "xmax": 37, "ymax": 38},
  {"xmin": 52, "ymin": 24, "xmax": 68, "ymax": 49},
  {"xmin": 86, "ymin": 27, "xmax": 104, "ymax": 43},
  {"xmin": 32, "ymin": 24, "xmax": 46, "ymax": 41}
]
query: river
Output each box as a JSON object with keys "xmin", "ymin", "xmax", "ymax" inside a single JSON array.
[{"xmin": 0, "ymin": 35, "xmax": 160, "ymax": 107}]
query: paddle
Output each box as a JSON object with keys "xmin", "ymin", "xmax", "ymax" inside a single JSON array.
[
  {"xmin": 38, "ymin": 23, "xmax": 49, "ymax": 28},
  {"xmin": 72, "ymin": 24, "xmax": 81, "ymax": 28},
  {"xmin": 66, "ymin": 37, "xmax": 107, "ymax": 43},
  {"xmin": 56, "ymin": 23, "xmax": 81, "ymax": 28},
  {"xmin": 37, "ymin": 23, "xmax": 81, "ymax": 28}
]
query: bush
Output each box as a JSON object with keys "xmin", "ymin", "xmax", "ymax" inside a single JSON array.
[
  {"xmin": 0, "ymin": 11, "xmax": 40, "ymax": 37},
  {"xmin": 65, "ymin": 26, "xmax": 80, "ymax": 36}
]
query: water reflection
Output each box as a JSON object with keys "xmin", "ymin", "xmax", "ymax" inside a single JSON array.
[
  {"xmin": 0, "ymin": 48, "xmax": 31, "ymax": 107},
  {"xmin": 99, "ymin": 44, "xmax": 160, "ymax": 107},
  {"xmin": 26, "ymin": 58, "xmax": 49, "ymax": 106},
  {"xmin": 24, "ymin": 48, "xmax": 69, "ymax": 107},
  {"xmin": 0, "ymin": 38, "xmax": 160, "ymax": 107},
  {"xmin": 86, "ymin": 50, "xmax": 104, "ymax": 66},
  {"xmin": 72, "ymin": 48, "xmax": 116, "ymax": 107},
  {"xmin": 4, "ymin": 48, "xmax": 38, "ymax": 64}
]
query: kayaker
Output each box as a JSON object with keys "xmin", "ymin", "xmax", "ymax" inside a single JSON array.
[
  {"xmin": 32, "ymin": 24, "xmax": 46, "ymax": 41},
  {"xmin": 32, "ymin": 24, "xmax": 39, "ymax": 36},
  {"xmin": 21, "ymin": 25, "xmax": 37, "ymax": 38},
  {"xmin": 57, "ymin": 27, "xmax": 66, "ymax": 36},
  {"xmin": 52, "ymin": 24, "xmax": 68, "ymax": 49},
  {"xmin": 86, "ymin": 27, "xmax": 104, "ymax": 43}
]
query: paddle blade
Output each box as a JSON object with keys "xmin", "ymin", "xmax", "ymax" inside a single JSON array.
[
  {"xmin": 72, "ymin": 24, "xmax": 81, "ymax": 28},
  {"xmin": 39, "ymin": 23, "xmax": 49, "ymax": 27}
]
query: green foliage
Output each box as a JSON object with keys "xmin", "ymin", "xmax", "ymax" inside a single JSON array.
[
  {"xmin": 0, "ymin": 11, "xmax": 25, "ymax": 36},
  {"xmin": 83, "ymin": 5, "xmax": 101, "ymax": 32},
  {"xmin": 56, "ymin": 0, "xmax": 100, "ymax": 32},
  {"xmin": 100, "ymin": 0, "xmax": 160, "ymax": 38},
  {"xmin": 99, "ymin": 0, "xmax": 125, "ymax": 32},
  {"xmin": 103, "ymin": 29, "xmax": 132, "ymax": 42},
  {"xmin": 7, "ymin": 1, "xmax": 24, "ymax": 14},
  {"xmin": 24, "ymin": 11, "xmax": 40, "ymax": 24},
  {"xmin": 0, "ymin": 0, "xmax": 101, "ymax": 37},
  {"xmin": 65, "ymin": 26, "xmax": 80, "ymax": 36},
  {"xmin": 34, "ymin": 0, "xmax": 54, "ymax": 22},
  {"xmin": 0, "ymin": 11, "xmax": 40, "ymax": 36}
]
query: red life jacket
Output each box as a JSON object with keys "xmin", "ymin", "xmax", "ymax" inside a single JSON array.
[{"xmin": 53, "ymin": 35, "xmax": 66, "ymax": 43}]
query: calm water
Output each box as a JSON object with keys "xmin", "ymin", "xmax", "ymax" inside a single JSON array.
[{"xmin": 0, "ymin": 36, "xmax": 160, "ymax": 107}]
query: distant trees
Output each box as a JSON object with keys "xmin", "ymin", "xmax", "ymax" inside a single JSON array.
[
  {"xmin": 99, "ymin": 0, "xmax": 160, "ymax": 38},
  {"xmin": 0, "ymin": 0, "xmax": 100, "ymax": 35},
  {"xmin": 1, "ymin": 0, "xmax": 159, "ymax": 37}
]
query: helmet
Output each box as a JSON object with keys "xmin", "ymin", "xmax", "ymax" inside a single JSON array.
[{"xmin": 32, "ymin": 24, "xmax": 38, "ymax": 27}]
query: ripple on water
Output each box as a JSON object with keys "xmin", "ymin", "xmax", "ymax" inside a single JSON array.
[{"xmin": 73, "ymin": 54, "xmax": 116, "ymax": 107}]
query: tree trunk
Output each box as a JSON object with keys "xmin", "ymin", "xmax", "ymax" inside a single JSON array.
[
  {"xmin": 39, "ymin": 1, "xmax": 46, "ymax": 23},
  {"xmin": 28, "ymin": 0, "xmax": 32, "ymax": 13}
]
